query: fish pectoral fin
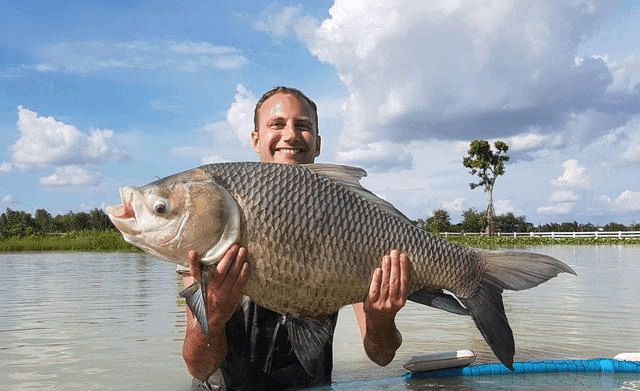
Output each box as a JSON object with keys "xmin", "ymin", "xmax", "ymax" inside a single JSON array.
[
  {"xmin": 285, "ymin": 315, "xmax": 336, "ymax": 377},
  {"xmin": 407, "ymin": 289, "xmax": 470, "ymax": 316},
  {"xmin": 179, "ymin": 278, "xmax": 209, "ymax": 337}
]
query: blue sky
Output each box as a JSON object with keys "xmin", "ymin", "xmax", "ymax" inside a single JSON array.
[{"xmin": 1, "ymin": 0, "xmax": 639, "ymax": 226}]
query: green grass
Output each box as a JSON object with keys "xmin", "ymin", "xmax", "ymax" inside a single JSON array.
[
  {"xmin": 442, "ymin": 234, "xmax": 640, "ymax": 249},
  {"xmin": 0, "ymin": 231, "xmax": 141, "ymax": 252},
  {"xmin": 1, "ymin": 231, "xmax": 639, "ymax": 253}
]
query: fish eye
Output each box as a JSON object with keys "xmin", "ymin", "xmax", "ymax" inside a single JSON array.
[{"xmin": 154, "ymin": 201, "xmax": 168, "ymax": 215}]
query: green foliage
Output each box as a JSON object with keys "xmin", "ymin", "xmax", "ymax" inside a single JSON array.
[
  {"xmin": 0, "ymin": 231, "xmax": 139, "ymax": 252},
  {"xmin": 462, "ymin": 139, "xmax": 510, "ymax": 235},
  {"xmin": 442, "ymin": 234, "xmax": 640, "ymax": 249},
  {"xmin": 425, "ymin": 208, "xmax": 451, "ymax": 233},
  {"xmin": 460, "ymin": 208, "xmax": 485, "ymax": 233},
  {"xmin": 494, "ymin": 212, "xmax": 533, "ymax": 233},
  {"xmin": 462, "ymin": 140, "xmax": 510, "ymax": 192},
  {"xmin": 1, "ymin": 208, "xmax": 115, "ymax": 238}
]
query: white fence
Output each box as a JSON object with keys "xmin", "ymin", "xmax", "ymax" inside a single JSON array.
[{"xmin": 441, "ymin": 231, "xmax": 640, "ymax": 239}]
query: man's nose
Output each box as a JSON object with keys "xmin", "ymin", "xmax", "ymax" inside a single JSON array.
[{"xmin": 281, "ymin": 121, "xmax": 298, "ymax": 140}]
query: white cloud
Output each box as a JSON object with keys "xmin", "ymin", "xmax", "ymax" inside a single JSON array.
[
  {"xmin": 255, "ymin": 5, "xmax": 304, "ymax": 38},
  {"xmin": 2, "ymin": 195, "xmax": 19, "ymax": 206},
  {"xmin": 602, "ymin": 190, "xmax": 640, "ymax": 212},
  {"xmin": 227, "ymin": 84, "xmax": 257, "ymax": 147},
  {"xmin": 292, "ymin": 0, "xmax": 640, "ymax": 169},
  {"xmin": 537, "ymin": 203, "xmax": 574, "ymax": 216},
  {"xmin": 2, "ymin": 106, "xmax": 129, "ymax": 187},
  {"xmin": 28, "ymin": 40, "xmax": 248, "ymax": 74},
  {"xmin": 335, "ymin": 141, "xmax": 412, "ymax": 171},
  {"xmin": 0, "ymin": 161, "xmax": 12, "ymax": 173},
  {"xmin": 442, "ymin": 197, "xmax": 466, "ymax": 213},
  {"xmin": 495, "ymin": 199, "xmax": 521, "ymax": 216},
  {"xmin": 607, "ymin": 54, "xmax": 640, "ymax": 93},
  {"xmin": 507, "ymin": 132, "xmax": 564, "ymax": 152},
  {"xmin": 549, "ymin": 190, "xmax": 580, "ymax": 203},
  {"xmin": 38, "ymin": 165, "xmax": 103, "ymax": 186},
  {"xmin": 551, "ymin": 159, "xmax": 591, "ymax": 189},
  {"xmin": 9, "ymin": 106, "xmax": 128, "ymax": 170},
  {"xmin": 536, "ymin": 159, "xmax": 591, "ymax": 215}
]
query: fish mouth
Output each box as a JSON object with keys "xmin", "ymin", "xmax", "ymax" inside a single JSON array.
[{"xmin": 106, "ymin": 187, "xmax": 137, "ymax": 235}]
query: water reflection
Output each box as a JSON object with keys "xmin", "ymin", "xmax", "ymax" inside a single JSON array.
[
  {"xmin": 1, "ymin": 246, "xmax": 639, "ymax": 390},
  {"xmin": 0, "ymin": 252, "xmax": 191, "ymax": 391}
]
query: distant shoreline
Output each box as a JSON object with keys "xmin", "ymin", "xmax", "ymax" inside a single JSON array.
[
  {"xmin": 0, "ymin": 231, "xmax": 142, "ymax": 253},
  {"xmin": 1, "ymin": 230, "xmax": 639, "ymax": 253}
]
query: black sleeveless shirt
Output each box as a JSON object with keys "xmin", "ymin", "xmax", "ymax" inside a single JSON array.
[{"xmin": 218, "ymin": 297, "xmax": 338, "ymax": 390}]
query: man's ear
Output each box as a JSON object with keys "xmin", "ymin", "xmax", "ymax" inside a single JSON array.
[
  {"xmin": 251, "ymin": 130, "xmax": 260, "ymax": 153},
  {"xmin": 315, "ymin": 135, "xmax": 321, "ymax": 157}
]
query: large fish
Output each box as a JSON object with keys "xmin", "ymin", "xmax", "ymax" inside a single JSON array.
[{"xmin": 107, "ymin": 162, "xmax": 575, "ymax": 373}]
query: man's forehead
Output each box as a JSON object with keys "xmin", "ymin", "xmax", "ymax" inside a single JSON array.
[{"xmin": 261, "ymin": 93, "xmax": 314, "ymax": 118}]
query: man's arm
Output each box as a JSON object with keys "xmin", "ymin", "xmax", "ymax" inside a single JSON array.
[
  {"xmin": 353, "ymin": 250, "xmax": 409, "ymax": 366},
  {"xmin": 182, "ymin": 245, "xmax": 251, "ymax": 381}
]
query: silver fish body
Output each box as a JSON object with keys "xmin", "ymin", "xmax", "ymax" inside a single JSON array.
[{"xmin": 107, "ymin": 162, "xmax": 576, "ymax": 370}]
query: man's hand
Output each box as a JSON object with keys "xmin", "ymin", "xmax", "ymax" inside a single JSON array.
[
  {"xmin": 186, "ymin": 244, "xmax": 251, "ymax": 327},
  {"xmin": 363, "ymin": 249, "xmax": 409, "ymax": 320},
  {"xmin": 182, "ymin": 245, "xmax": 251, "ymax": 381},
  {"xmin": 354, "ymin": 249, "xmax": 409, "ymax": 366}
]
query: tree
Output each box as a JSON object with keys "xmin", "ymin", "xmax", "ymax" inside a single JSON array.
[
  {"xmin": 460, "ymin": 208, "xmax": 485, "ymax": 233},
  {"xmin": 462, "ymin": 139, "xmax": 509, "ymax": 235},
  {"xmin": 494, "ymin": 212, "xmax": 532, "ymax": 233},
  {"xmin": 426, "ymin": 208, "xmax": 451, "ymax": 233}
]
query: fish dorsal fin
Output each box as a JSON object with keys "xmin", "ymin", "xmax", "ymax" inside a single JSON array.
[{"xmin": 304, "ymin": 163, "xmax": 412, "ymax": 224}]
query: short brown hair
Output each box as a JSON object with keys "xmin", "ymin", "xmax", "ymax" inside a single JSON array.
[{"xmin": 253, "ymin": 86, "xmax": 319, "ymax": 135}]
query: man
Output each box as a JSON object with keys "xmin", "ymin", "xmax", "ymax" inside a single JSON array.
[{"xmin": 181, "ymin": 87, "xmax": 410, "ymax": 389}]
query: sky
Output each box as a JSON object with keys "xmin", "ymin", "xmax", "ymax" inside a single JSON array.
[{"xmin": 1, "ymin": 0, "xmax": 640, "ymax": 226}]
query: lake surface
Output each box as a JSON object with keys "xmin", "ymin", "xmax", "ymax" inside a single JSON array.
[{"xmin": 1, "ymin": 246, "xmax": 639, "ymax": 390}]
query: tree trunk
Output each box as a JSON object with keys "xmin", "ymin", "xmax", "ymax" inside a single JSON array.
[{"xmin": 484, "ymin": 186, "xmax": 496, "ymax": 236}]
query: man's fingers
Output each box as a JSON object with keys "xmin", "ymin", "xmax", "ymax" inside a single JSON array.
[
  {"xmin": 212, "ymin": 244, "xmax": 240, "ymax": 287},
  {"xmin": 368, "ymin": 267, "xmax": 382, "ymax": 302},
  {"xmin": 187, "ymin": 250, "xmax": 201, "ymax": 281},
  {"xmin": 388, "ymin": 250, "xmax": 401, "ymax": 299},
  {"xmin": 224, "ymin": 247, "xmax": 249, "ymax": 286},
  {"xmin": 379, "ymin": 255, "xmax": 391, "ymax": 302},
  {"xmin": 399, "ymin": 253, "xmax": 409, "ymax": 302}
]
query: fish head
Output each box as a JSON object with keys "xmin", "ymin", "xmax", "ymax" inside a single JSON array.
[{"xmin": 107, "ymin": 169, "xmax": 241, "ymax": 267}]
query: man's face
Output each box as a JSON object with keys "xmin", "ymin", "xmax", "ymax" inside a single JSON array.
[{"xmin": 252, "ymin": 93, "xmax": 321, "ymax": 164}]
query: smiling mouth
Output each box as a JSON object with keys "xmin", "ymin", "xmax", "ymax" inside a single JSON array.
[{"xmin": 275, "ymin": 147, "xmax": 305, "ymax": 155}]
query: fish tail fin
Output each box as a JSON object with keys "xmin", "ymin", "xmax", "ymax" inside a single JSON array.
[
  {"xmin": 460, "ymin": 252, "xmax": 576, "ymax": 370},
  {"xmin": 481, "ymin": 251, "xmax": 577, "ymax": 292},
  {"xmin": 460, "ymin": 279, "xmax": 514, "ymax": 370},
  {"xmin": 179, "ymin": 267, "xmax": 211, "ymax": 336}
]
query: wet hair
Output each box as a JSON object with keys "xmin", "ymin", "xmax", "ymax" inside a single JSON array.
[{"xmin": 253, "ymin": 86, "xmax": 319, "ymax": 135}]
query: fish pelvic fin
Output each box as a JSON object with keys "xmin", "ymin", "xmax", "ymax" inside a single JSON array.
[
  {"xmin": 285, "ymin": 315, "xmax": 336, "ymax": 378},
  {"xmin": 460, "ymin": 251, "xmax": 576, "ymax": 370},
  {"xmin": 407, "ymin": 289, "xmax": 470, "ymax": 316},
  {"xmin": 179, "ymin": 267, "xmax": 211, "ymax": 337}
]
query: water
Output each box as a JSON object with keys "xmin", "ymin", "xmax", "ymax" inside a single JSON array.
[{"xmin": 1, "ymin": 246, "xmax": 639, "ymax": 390}]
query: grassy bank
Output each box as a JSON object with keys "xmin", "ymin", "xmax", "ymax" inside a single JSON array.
[
  {"xmin": 443, "ymin": 234, "xmax": 640, "ymax": 248},
  {"xmin": 1, "ymin": 230, "xmax": 639, "ymax": 253},
  {"xmin": 0, "ymin": 231, "xmax": 141, "ymax": 252}
]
